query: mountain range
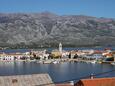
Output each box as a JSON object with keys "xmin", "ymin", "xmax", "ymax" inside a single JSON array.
[{"xmin": 0, "ymin": 12, "xmax": 115, "ymax": 48}]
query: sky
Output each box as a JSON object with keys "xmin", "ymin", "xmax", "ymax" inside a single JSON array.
[{"xmin": 0, "ymin": 0, "xmax": 115, "ymax": 18}]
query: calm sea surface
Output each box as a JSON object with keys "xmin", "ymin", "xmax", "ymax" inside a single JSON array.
[{"xmin": 0, "ymin": 62, "xmax": 115, "ymax": 83}]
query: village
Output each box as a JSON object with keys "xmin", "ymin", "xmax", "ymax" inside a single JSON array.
[{"xmin": 0, "ymin": 43, "xmax": 115, "ymax": 65}]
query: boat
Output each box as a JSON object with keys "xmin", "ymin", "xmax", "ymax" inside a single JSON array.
[
  {"xmin": 37, "ymin": 60, "xmax": 44, "ymax": 63},
  {"xmin": 104, "ymin": 57, "xmax": 114, "ymax": 61},
  {"xmin": 97, "ymin": 61, "xmax": 102, "ymax": 64},
  {"xmin": 104, "ymin": 53, "xmax": 114, "ymax": 61},
  {"xmin": 43, "ymin": 60, "xmax": 52, "ymax": 64},
  {"xmin": 111, "ymin": 62, "xmax": 115, "ymax": 65},
  {"xmin": 52, "ymin": 60, "xmax": 60, "ymax": 64},
  {"xmin": 91, "ymin": 60, "xmax": 96, "ymax": 64}
]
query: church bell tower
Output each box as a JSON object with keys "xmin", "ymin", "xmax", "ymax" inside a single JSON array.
[{"xmin": 59, "ymin": 43, "xmax": 62, "ymax": 53}]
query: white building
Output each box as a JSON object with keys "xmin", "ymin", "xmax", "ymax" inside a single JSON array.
[{"xmin": 0, "ymin": 54, "xmax": 14, "ymax": 61}]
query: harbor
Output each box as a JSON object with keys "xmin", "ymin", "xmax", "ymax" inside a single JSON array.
[
  {"xmin": 0, "ymin": 44, "xmax": 115, "ymax": 85},
  {"xmin": 0, "ymin": 43, "xmax": 115, "ymax": 66}
]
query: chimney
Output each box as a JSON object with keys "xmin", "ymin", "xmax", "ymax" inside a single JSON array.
[
  {"xmin": 70, "ymin": 81, "xmax": 74, "ymax": 85},
  {"xmin": 90, "ymin": 73, "xmax": 94, "ymax": 79}
]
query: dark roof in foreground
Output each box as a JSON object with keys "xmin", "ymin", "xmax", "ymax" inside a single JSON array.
[
  {"xmin": 75, "ymin": 77, "xmax": 115, "ymax": 86},
  {"xmin": 0, "ymin": 74, "xmax": 55, "ymax": 86}
]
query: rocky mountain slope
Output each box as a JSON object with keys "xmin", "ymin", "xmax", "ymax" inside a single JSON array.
[{"xmin": 0, "ymin": 12, "xmax": 115, "ymax": 48}]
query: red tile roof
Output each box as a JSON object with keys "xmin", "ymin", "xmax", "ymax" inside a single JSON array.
[{"xmin": 75, "ymin": 77, "xmax": 115, "ymax": 86}]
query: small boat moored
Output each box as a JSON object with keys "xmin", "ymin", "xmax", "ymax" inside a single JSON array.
[
  {"xmin": 111, "ymin": 62, "xmax": 115, "ymax": 65},
  {"xmin": 52, "ymin": 60, "xmax": 60, "ymax": 64}
]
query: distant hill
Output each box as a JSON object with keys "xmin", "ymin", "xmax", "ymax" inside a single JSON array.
[{"xmin": 0, "ymin": 12, "xmax": 115, "ymax": 48}]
